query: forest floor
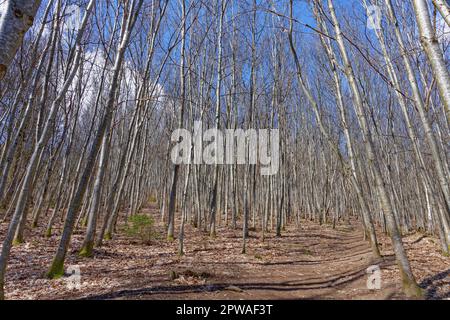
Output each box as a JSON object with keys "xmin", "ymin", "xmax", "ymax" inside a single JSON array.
[{"xmin": 1, "ymin": 205, "xmax": 449, "ymax": 300}]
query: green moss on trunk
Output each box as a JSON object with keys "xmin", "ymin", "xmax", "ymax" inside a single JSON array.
[
  {"xmin": 47, "ymin": 258, "xmax": 65, "ymax": 279},
  {"xmin": 12, "ymin": 237, "xmax": 24, "ymax": 246},
  {"xmin": 0, "ymin": 280, "xmax": 4, "ymax": 300},
  {"xmin": 399, "ymin": 269, "xmax": 424, "ymax": 298},
  {"xmin": 79, "ymin": 242, "xmax": 94, "ymax": 258},
  {"xmin": 45, "ymin": 228, "xmax": 52, "ymax": 238},
  {"xmin": 403, "ymin": 280, "xmax": 424, "ymax": 298}
]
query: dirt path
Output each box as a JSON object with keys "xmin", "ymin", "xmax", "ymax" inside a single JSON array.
[
  {"xmin": 87, "ymin": 222, "xmax": 399, "ymax": 300},
  {"xmin": 2, "ymin": 207, "xmax": 449, "ymax": 300}
]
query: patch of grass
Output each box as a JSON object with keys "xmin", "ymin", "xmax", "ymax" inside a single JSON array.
[
  {"xmin": 124, "ymin": 214, "xmax": 157, "ymax": 245},
  {"xmin": 301, "ymin": 248, "xmax": 314, "ymax": 256}
]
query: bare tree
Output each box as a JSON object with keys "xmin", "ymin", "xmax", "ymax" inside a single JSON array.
[{"xmin": 0, "ymin": 0, "xmax": 42, "ymax": 79}]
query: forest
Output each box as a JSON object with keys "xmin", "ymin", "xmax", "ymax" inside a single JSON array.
[{"xmin": 0, "ymin": 0, "xmax": 449, "ymax": 301}]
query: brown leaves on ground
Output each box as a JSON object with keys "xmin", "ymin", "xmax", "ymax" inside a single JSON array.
[{"xmin": 0, "ymin": 207, "xmax": 448, "ymax": 300}]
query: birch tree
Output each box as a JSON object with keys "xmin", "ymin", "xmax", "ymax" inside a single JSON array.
[{"xmin": 0, "ymin": 0, "xmax": 42, "ymax": 79}]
